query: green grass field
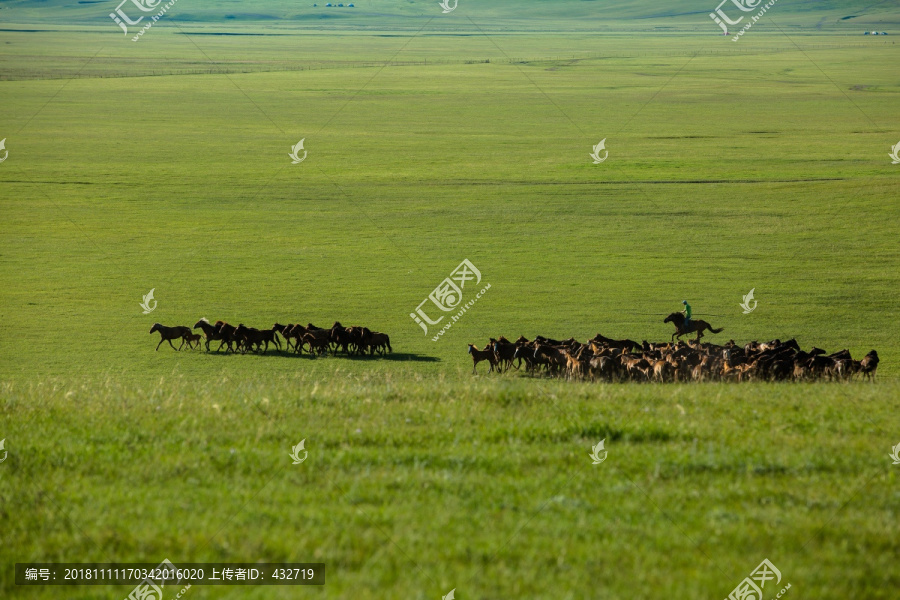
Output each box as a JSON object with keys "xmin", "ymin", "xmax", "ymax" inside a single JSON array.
[{"xmin": 1, "ymin": 0, "xmax": 899, "ymax": 598}]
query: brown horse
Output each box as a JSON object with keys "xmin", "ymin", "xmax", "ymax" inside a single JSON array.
[
  {"xmin": 348, "ymin": 326, "xmax": 373, "ymax": 355},
  {"xmin": 859, "ymin": 350, "xmax": 879, "ymax": 381},
  {"xmin": 185, "ymin": 333, "xmax": 203, "ymax": 350},
  {"xmin": 193, "ymin": 318, "xmax": 223, "ymax": 352},
  {"xmin": 367, "ymin": 332, "xmax": 392, "ymax": 355},
  {"xmin": 149, "ymin": 323, "xmax": 192, "ymax": 351},
  {"xmin": 273, "ymin": 323, "xmax": 297, "ymax": 352},
  {"xmin": 214, "ymin": 321, "xmax": 239, "ymax": 353},
  {"xmin": 303, "ymin": 332, "xmax": 330, "ymax": 356},
  {"xmin": 491, "ymin": 338, "xmax": 519, "ymax": 372},
  {"xmin": 286, "ymin": 324, "xmax": 310, "ymax": 353},
  {"xmin": 329, "ymin": 322, "xmax": 352, "ymax": 355},
  {"xmin": 234, "ymin": 324, "xmax": 282, "ymax": 354},
  {"xmin": 663, "ymin": 312, "xmax": 724, "ymax": 342},
  {"xmin": 468, "ymin": 343, "xmax": 498, "ymax": 374}
]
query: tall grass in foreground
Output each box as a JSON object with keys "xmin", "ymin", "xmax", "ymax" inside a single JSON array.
[{"xmin": 2, "ymin": 375, "xmax": 897, "ymax": 598}]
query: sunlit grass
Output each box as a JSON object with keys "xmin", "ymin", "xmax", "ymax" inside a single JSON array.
[{"xmin": 1, "ymin": 3, "xmax": 899, "ymax": 598}]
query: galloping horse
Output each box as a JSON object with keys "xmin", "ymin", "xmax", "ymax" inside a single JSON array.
[
  {"xmin": 193, "ymin": 318, "xmax": 223, "ymax": 352},
  {"xmin": 663, "ymin": 312, "xmax": 724, "ymax": 342},
  {"xmin": 149, "ymin": 323, "xmax": 192, "ymax": 351},
  {"xmin": 214, "ymin": 321, "xmax": 239, "ymax": 353}
]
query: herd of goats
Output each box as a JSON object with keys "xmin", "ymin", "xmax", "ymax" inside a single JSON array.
[
  {"xmin": 149, "ymin": 320, "xmax": 392, "ymax": 356},
  {"xmin": 468, "ymin": 333, "xmax": 881, "ymax": 382}
]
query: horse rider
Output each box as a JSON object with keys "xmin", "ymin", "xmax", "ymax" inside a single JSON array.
[{"xmin": 682, "ymin": 300, "xmax": 692, "ymax": 330}]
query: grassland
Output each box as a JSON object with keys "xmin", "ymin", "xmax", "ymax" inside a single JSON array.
[
  {"xmin": 2, "ymin": 376, "xmax": 898, "ymax": 599},
  {"xmin": 1, "ymin": 0, "xmax": 899, "ymax": 597}
]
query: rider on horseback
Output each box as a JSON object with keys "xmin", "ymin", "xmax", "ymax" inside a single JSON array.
[
  {"xmin": 682, "ymin": 300, "xmax": 692, "ymax": 330},
  {"xmin": 665, "ymin": 301, "xmax": 722, "ymax": 342}
]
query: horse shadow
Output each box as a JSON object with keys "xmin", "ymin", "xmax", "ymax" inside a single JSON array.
[{"xmin": 203, "ymin": 349, "xmax": 440, "ymax": 362}]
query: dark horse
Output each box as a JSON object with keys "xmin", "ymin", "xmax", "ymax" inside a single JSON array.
[
  {"xmin": 663, "ymin": 312, "xmax": 723, "ymax": 342},
  {"xmin": 149, "ymin": 323, "xmax": 192, "ymax": 351},
  {"xmin": 193, "ymin": 318, "xmax": 223, "ymax": 352}
]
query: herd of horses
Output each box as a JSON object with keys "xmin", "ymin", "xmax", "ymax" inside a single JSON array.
[
  {"xmin": 147, "ymin": 312, "xmax": 880, "ymax": 382},
  {"xmin": 468, "ymin": 331, "xmax": 880, "ymax": 382},
  {"xmin": 149, "ymin": 320, "xmax": 392, "ymax": 356}
]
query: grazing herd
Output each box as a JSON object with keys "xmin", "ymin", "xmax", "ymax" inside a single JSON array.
[
  {"xmin": 469, "ymin": 333, "xmax": 880, "ymax": 382},
  {"xmin": 149, "ymin": 320, "xmax": 392, "ymax": 356}
]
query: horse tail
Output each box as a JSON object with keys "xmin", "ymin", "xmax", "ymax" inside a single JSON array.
[{"xmin": 710, "ymin": 326, "xmax": 724, "ymax": 334}]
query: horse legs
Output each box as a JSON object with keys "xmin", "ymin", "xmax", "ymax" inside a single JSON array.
[
  {"xmin": 156, "ymin": 338, "xmax": 164, "ymax": 351},
  {"xmin": 167, "ymin": 338, "xmax": 179, "ymax": 351}
]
